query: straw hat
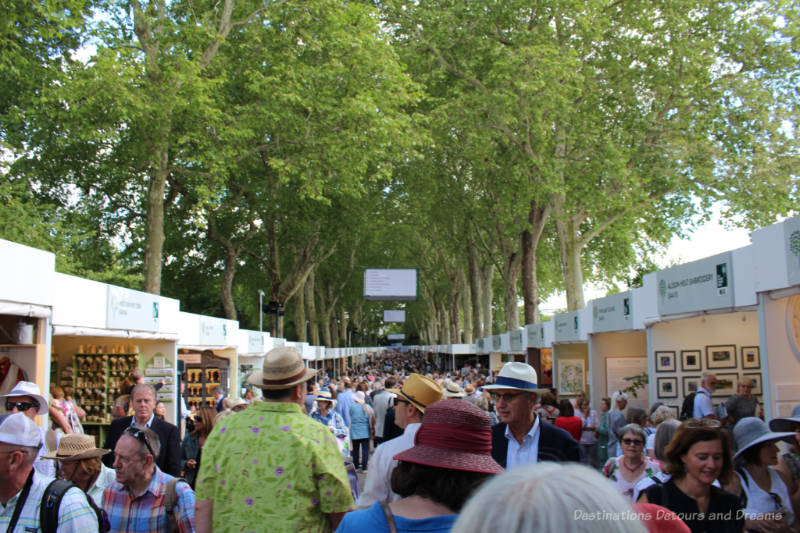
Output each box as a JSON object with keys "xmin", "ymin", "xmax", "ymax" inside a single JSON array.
[
  {"xmin": 733, "ymin": 417, "xmax": 796, "ymax": 458},
  {"xmin": 1, "ymin": 381, "xmax": 49, "ymax": 415},
  {"xmin": 483, "ymin": 362, "xmax": 538, "ymax": 392},
  {"xmin": 443, "ymin": 381, "xmax": 466, "ymax": 399},
  {"xmin": 247, "ymin": 346, "xmax": 317, "ymax": 390},
  {"xmin": 316, "ymin": 389, "xmax": 337, "ymax": 409},
  {"xmin": 394, "ymin": 399, "xmax": 503, "ymax": 474},
  {"xmin": 769, "ymin": 405, "xmax": 800, "ymax": 433},
  {"xmin": 43, "ymin": 434, "xmax": 110, "ymax": 461},
  {"xmin": 387, "ymin": 374, "xmax": 443, "ymax": 414}
]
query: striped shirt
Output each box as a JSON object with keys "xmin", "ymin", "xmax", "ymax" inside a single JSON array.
[
  {"xmin": 0, "ymin": 470, "xmax": 99, "ymax": 532},
  {"xmin": 103, "ymin": 466, "xmax": 195, "ymax": 533}
]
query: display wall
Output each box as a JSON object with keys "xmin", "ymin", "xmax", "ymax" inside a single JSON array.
[
  {"xmin": 759, "ymin": 293, "xmax": 800, "ymax": 419},
  {"xmin": 552, "ymin": 343, "xmax": 589, "ymax": 398},
  {"xmin": 589, "ymin": 331, "xmax": 647, "ymax": 409}
]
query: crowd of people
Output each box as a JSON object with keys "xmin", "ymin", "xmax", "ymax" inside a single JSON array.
[{"xmin": 1, "ymin": 347, "xmax": 799, "ymax": 533}]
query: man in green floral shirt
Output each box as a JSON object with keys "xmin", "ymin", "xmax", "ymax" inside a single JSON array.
[{"xmin": 195, "ymin": 347, "xmax": 353, "ymax": 532}]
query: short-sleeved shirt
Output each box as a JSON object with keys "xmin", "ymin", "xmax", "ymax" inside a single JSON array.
[
  {"xmin": 103, "ymin": 466, "xmax": 195, "ymax": 533},
  {"xmin": 196, "ymin": 401, "xmax": 354, "ymax": 532},
  {"xmin": 692, "ymin": 387, "xmax": 713, "ymax": 418},
  {"xmin": 335, "ymin": 502, "xmax": 457, "ymax": 533},
  {"xmin": 725, "ymin": 394, "xmax": 757, "ymax": 424},
  {"xmin": 0, "ymin": 470, "xmax": 99, "ymax": 532}
]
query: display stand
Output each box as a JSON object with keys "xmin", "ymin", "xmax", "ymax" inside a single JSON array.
[{"xmin": 184, "ymin": 351, "xmax": 229, "ymax": 409}]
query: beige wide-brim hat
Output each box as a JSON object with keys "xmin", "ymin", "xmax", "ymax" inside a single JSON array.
[
  {"xmin": 43, "ymin": 433, "xmax": 110, "ymax": 461},
  {"xmin": 247, "ymin": 346, "xmax": 317, "ymax": 390},
  {"xmin": 443, "ymin": 381, "xmax": 466, "ymax": 399},
  {"xmin": 387, "ymin": 374, "xmax": 444, "ymax": 413}
]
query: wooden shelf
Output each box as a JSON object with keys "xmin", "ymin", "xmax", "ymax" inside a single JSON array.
[{"xmin": 0, "ymin": 344, "xmax": 39, "ymax": 348}]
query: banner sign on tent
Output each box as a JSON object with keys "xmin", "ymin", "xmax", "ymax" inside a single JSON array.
[
  {"xmin": 785, "ymin": 216, "xmax": 800, "ymax": 286},
  {"xmin": 593, "ymin": 292, "xmax": 632, "ymax": 333},
  {"xmin": 199, "ymin": 317, "xmax": 227, "ymax": 345},
  {"xmin": 554, "ymin": 311, "xmax": 581, "ymax": 343},
  {"xmin": 526, "ymin": 324, "xmax": 545, "ymax": 348},
  {"xmin": 657, "ymin": 251, "xmax": 734, "ymax": 315},
  {"xmin": 107, "ymin": 286, "xmax": 159, "ymax": 332},
  {"xmin": 509, "ymin": 329, "xmax": 524, "ymax": 352},
  {"xmin": 363, "ymin": 269, "xmax": 418, "ymax": 300},
  {"xmin": 247, "ymin": 331, "xmax": 264, "ymax": 354}
]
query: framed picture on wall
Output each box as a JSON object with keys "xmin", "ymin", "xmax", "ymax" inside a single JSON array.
[
  {"xmin": 668, "ymin": 405, "xmax": 680, "ymax": 418},
  {"xmin": 705, "ymin": 345, "xmax": 737, "ymax": 369},
  {"xmin": 742, "ymin": 372, "xmax": 762, "ymax": 395},
  {"xmin": 681, "ymin": 350, "xmax": 702, "ymax": 372},
  {"xmin": 657, "ymin": 377, "xmax": 678, "ymax": 399},
  {"xmin": 713, "ymin": 373, "xmax": 738, "ymax": 397},
  {"xmin": 655, "ymin": 351, "xmax": 676, "ymax": 372},
  {"xmin": 683, "ymin": 375, "xmax": 701, "ymax": 396},
  {"xmin": 741, "ymin": 346, "xmax": 760, "ymax": 369},
  {"xmin": 558, "ymin": 359, "xmax": 585, "ymax": 395}
]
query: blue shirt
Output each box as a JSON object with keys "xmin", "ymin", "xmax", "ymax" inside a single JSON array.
[
  {"xmin": 336, "ymin": 390, "xmax": 355, "ymax": 427},
  {"xmin": 505, "ymin": 416, "xmax": 541, "ymax": 470},
  {"xmin": 336, "ymin": 502, "xmax": 457, "ymax": 533},
  {"xmin": 349, "ymin": 404, "xmax": 372, "ymax": 440}
]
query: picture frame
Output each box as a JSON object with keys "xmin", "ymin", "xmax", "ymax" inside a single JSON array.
[
  {"xmin": 558, "ymin": 359, "xmax": 585, "ymax": 395},
  {"xmin": 705, "ymin": 345, "xmax": 737, "ymax": 370},
  {"xmin": 741, "ymin": 346, "xmax": 760, "ymax": 369},
  {"xmin": 668, "ymin": 405, "xmax": 680, "ymax": 418},
  {"xmin": 655, "ymin": 351, "xmax": 676, "ymax": 372},
  {"xmin": 681, "ymin": 350, "xmax": 702, "ymax": 372},
  {"xmin": 742, "ymin": 372, "xmax": 762, "ymax": 395},
  {"xmin": 713, "ymin": 373, "xmax": 738, "ymax": 397},
  {"xmin": 682, "ymin": 375, "xmax": 701, "ymax": 397},
  {"xmin": 657, "ymin": 377, "xmax": 678, "ymax": 399}
]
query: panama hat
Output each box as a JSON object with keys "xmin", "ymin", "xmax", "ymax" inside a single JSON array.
[
  {"xmin": 247, "ymin": 346, "xmax": 317, "ymax": 390},
  {"xmin": 769, "ymin": 405, "xmax": 800, "ymax": 433},
  {"xmin": 443, "ymin": 381, "xmax": 466, "ymax": 399},
  {"xmin": 483, "ymin": 362, "xmax": 538, "ymax": 392},
  {"xmin": 43, "ymin": 433, "xmax": 110, "ymax": 461},
  {"xmin": 387, "ymin": 374, "xmax": 443, "ymax": 413},
  {"xmin": 733, "ymin": 417, "xmax": 796, "ymax": 458},
  {"xmin": 394, "ymin": 399, "xmax": 503, "ymax": 475},
  {"xmin": 316, "ymin": 389, "xmax": 337, "ymax": 409},
  {"xmin": 0, "ymin": 413, "xmax": 41, "ymax": 447},
  {"xmin": 2, "ymin": 381, "xmax": 49, "ymax": 415}
]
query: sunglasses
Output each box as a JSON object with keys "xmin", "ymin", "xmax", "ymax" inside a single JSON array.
[
  {"xmin": 685, "ymin": 418, "xmax": 722, "ymax": 428},
  {"xmin": 622, "ymin": 438, "xmax": 644, "ymax": 446},
  {"xmin": 125, "ymin": 428, "xmax": 155, "ymax": 458},
  {"xmin": 490, "ymin": 392, "xmax": 526, "ymax": 403},
  {"xmin": 5, "ymin": 400, "xmax": 38, "ymax": 412}
]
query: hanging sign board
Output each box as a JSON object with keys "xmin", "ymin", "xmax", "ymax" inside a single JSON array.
[
  {"xmin": 199, "ymin": 317, "xmax": 227, "ymax": 345},
  {"xmin": 106, "ymin": 286, "xmax": 160, "ymax": 332},
  {"xmin": 657, "ymin": 252, "xmax": 734, "ymax": 315},
  {"xmin": 593, "ymin": 292, "xmax": 633, "ymax": 333},
  {"xmin": 526, "ymin": 323, "xmax": 545, "ymax": 348},
  {"xmin": 247, "ymin": 331, "xmax": 264, "ymax": 354},
  {"xmin": 509, "ymin": 329, "xmax": 525, "ymax": 352},
  {"xmin": 554, "ymin": 311, "xmax": 581, "ymax": 343},
  {"xmin": 383, "ymin": 310, "xmax": 406, "ymax": 323},
  {"xmin": 364, "ymin": 269, "xmax": 418, "ymax": 300}
]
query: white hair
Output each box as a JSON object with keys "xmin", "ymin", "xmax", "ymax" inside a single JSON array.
[
  {"xmin": 452, "ymin": 463, "xmax": 647, "ymax": 533},
  {"xmin": 610, "ymin": 390, "xmax": 628, "ymax": 412}
]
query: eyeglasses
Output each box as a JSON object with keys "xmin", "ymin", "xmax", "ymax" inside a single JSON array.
[
  {"xmin": 490, "ymin": 392, "xmax": 526, "ymax": 403},
  {"xmin": 685, "ymin": 418, "xmax": 722, "ymax": 428},
  {"xmin": 621, "ymin": 438, "xmax": 644, "ymax": 446},
  {"xmin": 125, "ymin": 428, "xmax": 155, "ymax": 458},
  {"xmin": 5, "ymin": 400, "xmax": 38, "ymax": 412}
]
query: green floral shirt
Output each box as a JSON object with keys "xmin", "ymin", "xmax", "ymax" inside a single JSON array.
[{"xmin": 196, "ymin": 401, "xmax": 354, "ymax": 532}]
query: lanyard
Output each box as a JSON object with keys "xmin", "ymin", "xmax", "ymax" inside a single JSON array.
[{"xmin": 6, "ymin": 469, "xmax": 34, "ymax": 533}]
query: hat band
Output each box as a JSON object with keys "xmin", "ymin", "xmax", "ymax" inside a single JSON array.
[
  {"xmin": 415, "ymin": 422, "xmax": 492, "ymax": 455},
  {"xmin": 262, "ymin": 367, "xmax": 307, "ymax": 386},
  {"xmin": 494, "ymin": 376, "xmax": 537, "ymax": 390}
]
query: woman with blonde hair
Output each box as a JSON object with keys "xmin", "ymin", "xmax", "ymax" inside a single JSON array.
[{"xmin": 181, "ymin": 405, "xmax": 216, "ymax": 488}]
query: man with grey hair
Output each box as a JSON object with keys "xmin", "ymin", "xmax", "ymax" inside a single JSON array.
[
  {"xmin": 725, "ymin": 377, "xmax": 759, "ymax": 425},
  {"xmin": 103, "ymin": 383, "xmax": 181, "ymax": 476},
  {"xmin": 213, "ymin": 386, "xmax": 225, "ymax": 413},
  {"xmin": 0, "ymin": 412, "xmax": 98, "ymax": 531},
  {"xmin": 692, "ymin": 372, "xmax": 719, "ymax": 421}
]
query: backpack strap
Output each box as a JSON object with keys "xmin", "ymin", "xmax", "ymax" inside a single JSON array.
[
  {"xmin": 40, "ymin": 479, "xmax": 77, "ymax": 533},
  {"xmin": 380, "ymin": 503, "xmax": 398, "ymax": 533},
  {"xmin": 165, "ymin": 477, "xmax": 187, "ymax": 533}
]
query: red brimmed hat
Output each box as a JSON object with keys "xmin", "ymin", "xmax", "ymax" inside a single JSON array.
[{"xmin": 394, "ymin": 399, "xmax": 504, "ymax": 475}]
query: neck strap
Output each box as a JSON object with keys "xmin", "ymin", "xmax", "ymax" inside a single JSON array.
[{"xmin": 6, "ymin": 468, "xmax": 35, "ymax": 533}]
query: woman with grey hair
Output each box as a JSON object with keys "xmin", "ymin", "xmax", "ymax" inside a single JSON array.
[
  {"xmin": 452, "ymin": 462, "xmax": 647, "ymax": 533},
  {"xmin": 646, "ymin": 405, "xmax": 676, "ymax": 459},
  {"xmin": 602, "ymin": 423, "xmax": 661, "ymax": 501}
]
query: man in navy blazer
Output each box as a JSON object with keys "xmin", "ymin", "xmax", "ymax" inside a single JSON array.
[
  {"xmin": 103, "ymin": 383, "xmax": 181, "ymax": 477},
  {"xmin": 485, "ymin": 362, "xmax": 581, "ymax": 468}
]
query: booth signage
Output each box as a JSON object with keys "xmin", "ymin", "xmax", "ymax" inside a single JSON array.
[
  {"xmin": 554, "ymin": 311, "xmax": 581, "ymax": 342},
  {"xmin": 592, "ymin": 292, "xmax": 633, "ymax": 333},
  {"xmin": 387, "ymin": 333, "xmax": 405, "ymax": 340},
  {"xmin": 510, "ymin": 330, "xmax": 524, "ymax": 352},
  {"xmin": 247, "ymin": 331, "xmax": 264, "ymax": 354},
  {"xmin": 199, "ymin": 317, "xmax": 227, "ymax": 345},
  {"xmin": 107, "ymin": 286, "xmax": 160, "ymax": 332},
  {"xmin": 492, "ymin": 335, "xmax": 502, "ymax": 350},
  {"xmin": 657, "ymin": 252, "xmax": 734, "ymax": 315},
  {"xmin": 476, "ymin": 338, "xmax": 485, "ymax": 352},
  {"xmin": 526, "ymin": 324, "xmax": 545, "ymax": 348},
  {"xmin": 785, "ymin": 216, "xmax": 800, "ymax": 286}
]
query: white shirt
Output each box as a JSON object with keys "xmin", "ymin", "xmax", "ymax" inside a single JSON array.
[
  {"xmin": 693, "ymin": 387, "xmax": 714, "ymax": 418},
  {"xmin": 33, "ymin": 425, "xmax": 55, "ymax": 478},
  {"xmin": 505, "ymin": 416, "xmax": 541, "ymax": 470},
  {"xmin": 356, "ymin": 422, "xmax": 420, "ymax": 508},
  {"xmin": 371, "ymin": 390, "xmax": 395, "ymax": 439},
  {"xmin": 87, "ymin": 463, "xmax": 117, "ymax": 506}
]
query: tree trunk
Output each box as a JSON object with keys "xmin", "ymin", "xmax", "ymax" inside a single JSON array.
[
  {"xmin": 220, "ymin": 250, "xmax": 237, "ymax": 320},
  {"xmin": 467, "ymin": 243, "xmax": 483, "ymax": 338},
  {"xmin": 460, "ymin": 268, "xmax": 472, "ymax": 344},
  {"xmin": 295, "ymin": 279, "xmax": 306, "ymax": 342},
  {"xmin": 554, "ymin": 197, "xmax": 586, "ymax": 311},
  {"xmin": 306, "ymin": 271, "xmax": 319, "ymax": 346},
  {"xmin": 143, "ymin": 150, "xmax": 168, "ymax": 294},
  {"xmin": 340, "ymin": 308, "xmax": 348, "ymax": 347},
  {"xmin": 522, "ymin": 204, "xmax": 550, "ymax": 324},
  {"xmin": 481, "ymin": 263, "xmax": 494, "ymax": 335},
  {"xmin": 500, "ymin": 238, "xmax": 522, "ymax": 330}
]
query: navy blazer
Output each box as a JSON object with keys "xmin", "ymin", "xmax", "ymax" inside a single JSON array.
[
  {"xmin": 103, "ymin": 415, "xmax": 182, "ymax": 477},
  {"xmin": 491, "ymin": 418, "xmax": 582, "ymax": 467}
]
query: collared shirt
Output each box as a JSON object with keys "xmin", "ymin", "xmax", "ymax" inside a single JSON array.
[
  {"xmin": 0, "ymin": 470, "xmax": 99, "ymax": 532},
  {"xmin": 103, "ymin": 466, "xmax": 195, "ymax": 533},
  {"xmin": 356, "ymin": 422, "xmax": 420, "ymax": 509},
  {"xmin": 505, "ymin": 416, "xmax": 541, "ymax": 470},
  {"xmin": 87, "ymin": 463, "xmax": 117, "ymax": 506},
  {"xmin": 34, "ymin": 425, "xmax": 55, "ymax": 478},
  {"xmin": 196, "ymin": 401, "xmax": 353, "ymax": 532},
  {"xmin": 130, "ymin": 413, "xmax": 155, "ymax": 429},
  {"xmin": 335, "ymin": 390, "xmax": 355, "ymax": 427},
  {"xmin": 310, "ymin": 408, "xmax": 351, "ymax": 460},
  {"xmin": 693, "ymin": 386, "xmax": 714, "ymax": 418}
]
